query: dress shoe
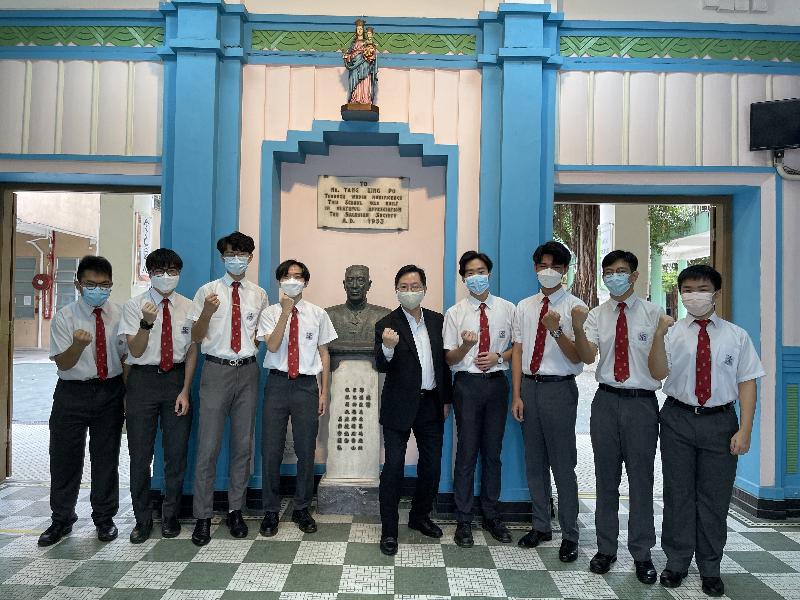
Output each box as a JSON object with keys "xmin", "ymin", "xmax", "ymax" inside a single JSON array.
[
  {"xmin": 379, "ymin": 535, "xmax": 398, "ymax": 556},
  {"xmin": 38, "ymin": 518, "xmax": 77, "ymax": 547},
  {"xmin": 260, "ymin": 512, "xmax": 279, "ymax": 537},
  {"xmin": 454, "ymin": 522, "xmax": 474, "ymax": 548},
  {"xmin": 129, "ymin": 520, "xmax": 153, "ymax": 544},
  {"xmin": 589, "ymin": 552, "xmax": 617, "ymax": 574},
  {"xmin": 292, "ymin": 508, "xmax": 317, "ymax": 533},
  {"xmin": 659, "ymin": 569, "xmax": 687, "ymax": 588},
  {"xmin": 161, "ymin": 516, "xmax": 181, "ymax": 538},
  {"xmin": 96, "ymin": 520, "xmax": 118, "ymax": 542},
  {"xmin": 559, "ymin": 539, "xmax": 579, "ymax": 562},
  {"xmin": 191, "ymin": 518, "xmax": 211, "ymax": 546},
  {"xmin": 227, "ymin": 510, "xmax": 248, "ymax": 538},
  {"xmin": 701, "ymin": 576, "xmax": 725, "ymax": 597},
  {"xmin": 517, "ymin": 529, "xmax": 552, "ymax": 548},
  {"xmin": 482, "ymin": 518, "xmax": 512, "ymax": 543},
  {"xmin": 407, "ymin": 517, "xmax": 443, "ymax": 538},
  {"xmin": 635, "ymin": 559, "xmax": 657, "ymax": 584}
]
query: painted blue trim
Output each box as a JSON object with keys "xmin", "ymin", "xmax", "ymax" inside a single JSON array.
[
  {"xmin": 561, "ymin": 57, "xmax": 800, "ymax": 75},
  {"xmin": 0, "ymin": 47, "xmax": 161, "ymax": 61},
  {"xmin": 246, "ymin": 53, "xmax": 478, "ymax": 69},
  {"xmin": 556, "ymin": 183, "xmax": 759, "ymax": 196},
  {"xmin": 0, "ymin": 10, "xmax": 164, "ymax": 23},
  {"xmin": 0, "ymin": 172, "xmax": 160, "ymax": 186},
  {"xmin": 498, "ymin": 3, "xmax": 554, "ymax": 16},
  {"xmin": 0, "ymin": 153, "xmax": 161, "ymax": 163},
  {"xmin": 556, "ymin": 164, "xmax": 777, "ymax": 174},
  {"xmin": 559, "ymin": 20, "xmax": 800, "ymax": 39},
  {"xmin": 775, "ymin": 178, "xmax": 786, "ymax": 490},
  {"xmin": 734, "ymin": 479, "xmax": 788, "ymax": 501}
]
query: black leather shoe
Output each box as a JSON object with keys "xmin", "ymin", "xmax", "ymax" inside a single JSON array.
[
  {"xmin": 260, "ymin": 512, "xmax": 279, "ymax": 537},
  {"xmin": 227, "ymin": 510, "xmax": 248, "ymax": 538},
  {"xmin": 161, "ymin": 516, "xmax": 181, "ymax": 538},
  {"xmin": 38, "ymin": 518, "xmax": 77, "ymax": 547},
  {"xmin": 635, "ymin": 559, "xmax": 657, "ymax": 584},
  {"xmin": 191, "ymin": 518, "xmax": 211, "ymax": 546},
  {"xmin": 559, "ymin": 539, "xmax": 579, "ymax": 562},
  {"xmin": 407, "ymin": 517, "xmax": 443, "ymax": 538},
  {"xmin": 380, "ymin": 535, "xmax": 398, "ymax": 556},
  {"xmin": 589, "ymin": 552, "xmax": 617, "ymax": 574},
  {"xmin": 454, "ymin": 522, "xmax": 474, "ymax": 548},
  {"xmin": 292, "ymin": 508, "xmax": 317, "ymax": 533},
  {"xmin": 96, "ymin": 520, "xmax": 118, "ymax": 542},
  {"xmin": 129, "ymin": 520, "xmax": 153, "ymax": 544},
  {"xmin": 517, "ymin": 529, "xmax": 553, "ymax": 548},
  {"xmin": 659, "ymin": 569, "xmax": 687, "ymax": 588},
  {"xmin": 482, "ymin": 518, "xmax": 512, "ymax": 543},
  {"xmin": 701, "ymin": 576, "xmax": 725, "ymax": 597}
]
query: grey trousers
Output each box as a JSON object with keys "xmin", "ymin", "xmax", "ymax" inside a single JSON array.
[
  {"xmin": 452, "ymin": 373, "xmax": 509, "ymax": 522},
  {"xmin": 520, "ymin": 377, "xmax": 579, "ymax": 542},
  {"xmin": 262, "ymin": 373, "xmax": 320, "ymax": 513},
  {"xmin": 126, "ymin": 366, "xmax": 192, "ymax": 523},
  {"xmin": 660, "ymin": 400, "xmax": 739, "ymax": 577},
  {"xmin": 590, "ymin": 388, "xmax": 658, "ymax": 561},
  {"xmin": 192, "ymin": 360, "xmax": 259, "ymax": 518}
]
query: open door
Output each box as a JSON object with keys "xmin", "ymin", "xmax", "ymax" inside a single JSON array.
[{"xmin": 0, "ymin": 189, "xmax": 14, "ymax": 481}]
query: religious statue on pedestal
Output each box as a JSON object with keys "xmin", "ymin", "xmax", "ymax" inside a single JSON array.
[{"xmin": 341, "ymin": 19, "xmax": 379, "ymax": 121}]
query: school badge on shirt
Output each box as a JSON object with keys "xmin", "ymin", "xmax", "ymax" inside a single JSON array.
[
  {"xmin": 246, "ymin": 312, "xmax": 255, "ymax": 322},
  {"xmin": 724, "ymin": 354, "xmax": 734, "ymax": 366},
  {"xmin": 306, "ymin": 332, "xmax": 314, "ymax": 340},
  {"xmin": 182, "ymin": 326, "xmax": 190, "ymax": 335},
  {"xmin": 499, "ymin": 330, "xmax": 507, "ymax": 339}
]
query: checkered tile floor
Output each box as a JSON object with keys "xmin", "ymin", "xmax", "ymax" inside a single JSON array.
[{"xmin": 2, "ymin": 483, "xmax": 800, "ymax": 599}]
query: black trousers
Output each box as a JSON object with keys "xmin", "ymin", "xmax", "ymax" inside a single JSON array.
[
  {"xmin": 126, "ymin": 366, "xmax": 192, "ymax": 523},
  {"xmin": 379, "ymin": 390, "xmax": 443, "ymax": 538},
  {"xmin": 49, "ymin": 375, "xmax": 125, "ymax": 525}
]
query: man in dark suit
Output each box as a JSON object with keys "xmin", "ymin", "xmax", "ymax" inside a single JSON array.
[{"xmin": 374, "ymin": 264, "xmax": 452, "ymax": 556}]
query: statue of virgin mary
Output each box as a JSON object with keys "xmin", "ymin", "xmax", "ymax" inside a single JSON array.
[{"xmin": 343, "ymin": 19, "xmax": 378, "ymax": 106}]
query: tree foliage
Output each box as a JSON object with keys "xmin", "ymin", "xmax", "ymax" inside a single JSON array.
[{"xmin": 648, "ymin": 205, "xmax": 697, "ymax": 253}]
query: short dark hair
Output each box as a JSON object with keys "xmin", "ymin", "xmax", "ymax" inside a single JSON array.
[
  {"xmin": 678, "ymin": 264, "xmax": 722, "ymax": 291},
  {"xmin": 145, "ymin": 248, "xmax": 183, "ymax": 272},
  {"xmin": 275, "ymin": 259, "xmax": 310, "ymax": 283},
  {"xmin": 394, "ymin": 264, "xmax": 427, "ymax": 288},
  {"xmin": 458, "ymin": 251, "xmax": 493, "ymax": 277},
  {"xmin": 77, "ymin": 255, "xmax": 112, "ymax": 281},
  {"xmin": 216, "ymin": 231, "xmax": 255, "ymax": 255},
  {"xmin": 601, "ymin": 250, "xmax": 638, "ymax": 272},
  {"xmin": 532, "ymin": 241, "xmax": 571, "ymax": 268}
]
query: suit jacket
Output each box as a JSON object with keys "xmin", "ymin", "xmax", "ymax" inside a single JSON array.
[{"xmin": 374, "ymin": 306, "xmax": 452, "ymax": 431}]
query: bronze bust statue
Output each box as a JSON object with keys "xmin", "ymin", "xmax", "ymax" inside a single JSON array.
[{"xmin": 326, "ymin": 265, "xmax": 390, "ymax": 354}]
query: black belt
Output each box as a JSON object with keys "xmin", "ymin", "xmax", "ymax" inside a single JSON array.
[
  {"xmin": 456, "ymin": 371, "xmax": 506, "ymax": 379},
  {"xmin": 131, "ymin": 362, "xmax": 185, "ymax": 374},
  {"xmin": 204, "ymin": 354, "xmax": 257, "ymax": 367},
  {"xmin": 525, "ymin": 374, "xmax": 575, "ymax": 383},
  {"xmin": 667, "ymin": 396, "xmax": 734, "ymax": 415},
  {"xmin": 269, "ymin": 369, "xmax": 315, "ymax": 379},
  {"xmin": 420, "ymin": 388, "xmax": 437, "ymax": 397},
  {"xmin": 599, "ymin": 382, "xmax": 656, "ymax": 398},
  {"xmin": 61, "ymin": 374, "xmax": 123, "ymax": 385}
]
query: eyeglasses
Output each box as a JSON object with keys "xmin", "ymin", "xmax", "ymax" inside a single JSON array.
[
  {"xmin": 150, "ymin": 269, "xmax": 180, "ymax": 277},
  {"xmin": 223, "ymin": 252, "xmax": 250, "ymax": 258},
  {"xmin": 603, "ymin": 269, "xmax": 631, "ymax": 276},
  {"xmin": 397, "ymin": 285, "xmax": 424, "ymax": 293},
  {"xmin": 80, "ymin": 282, "xmax": 113, "ymax": 290}
]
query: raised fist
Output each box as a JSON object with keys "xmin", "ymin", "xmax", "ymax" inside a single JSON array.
[
  {"xmin": 571, "ymin": 305, "xmax": 589, "ymax": 328},
  {"xmin": 73, "ymin": 329, "xmax": 93, "ymax": 348},
  {"xmin": 382, "ymin": 328, "xmax": 400, "ymax": 349},
  {"xmin": 202, "ymin": 293, "xmax": 220, "ymax": 316},
  {"xmin": 656, "ymin": 314, "xmax": 675, "ymax": 335},
  {"xmin": 461, "ymin": 330, "xmax": 478, "ymax": 348},
  {"xmin": 141, "ymin": 302, "xmax": 158, "ymax": 325},
  {"xmin": 542, "ymin": 310, "xmax": 561, "ymax": 332},
  {"xmin": 280, "ymin": 295, "xmax": 295, "ymax": 314}
]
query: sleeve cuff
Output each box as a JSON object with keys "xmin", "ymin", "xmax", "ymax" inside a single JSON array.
[{"xmin": 382, "ymin": 344, "xmax": 395, "ymax": 360}]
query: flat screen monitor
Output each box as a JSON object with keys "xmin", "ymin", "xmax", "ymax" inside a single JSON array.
[{"xmin": 750, "ymin": 98, "xmax": 800, "ymax": 151}]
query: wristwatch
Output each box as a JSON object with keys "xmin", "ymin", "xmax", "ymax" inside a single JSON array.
[
  {"xmin": 139, "ymin": 319, "xmax": 155, "ymax": 331},
  {"xmin": 496, "ymin": 355, "xmax": 504, "ymax": 365},
  {"xmin": 549, "ymin": 326, "xmax": 563, "ymax": 339}
]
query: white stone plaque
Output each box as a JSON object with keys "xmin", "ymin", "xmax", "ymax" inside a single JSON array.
[{"xmin": 317, "ymin": 175, "xmax": 409, "ymax": 230}]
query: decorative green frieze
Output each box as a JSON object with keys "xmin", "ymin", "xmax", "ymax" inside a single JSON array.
[
  {"xmin": 560, "ymin": 36, "xmax": 800, "ymax": 62},
  {"xmin": 251, "ymin": 30, "xmax": 476, "ymax": 56},
  {"xmin": 788, "ymin": 384, "xmax": 799, "ymax": 475},
  {"xmin": 0, "ymin": 26, "xmax": 164, "ymax": 48}
]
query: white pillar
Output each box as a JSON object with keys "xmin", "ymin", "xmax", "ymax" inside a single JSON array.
[{"xmin": 597, "ymin": 204, "xmax": 651, "ymax": 301}]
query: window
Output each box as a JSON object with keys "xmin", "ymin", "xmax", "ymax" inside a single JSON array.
[
  {"xmin": 55, "ymin": 258, "xmax": 79, "ymax": 310},
  {"xmin": 14, "ymin": 257, "xmax": 36, "ymax": 320}
]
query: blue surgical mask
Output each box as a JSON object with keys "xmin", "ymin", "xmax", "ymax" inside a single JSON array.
[
  {"xmin": 603, "ymin": 273, "xmax": 632, "ymax": 297},
  {"xmin": 224, "ymin": 256, "xmax": 249, "ymax": 276},
  {"xmin": 82, "ymin": 287, "xmax": 110, "ymax": 307},
  {"xmin": 464, "ymin": 274, "xmax": 490, "ymax": 295}
]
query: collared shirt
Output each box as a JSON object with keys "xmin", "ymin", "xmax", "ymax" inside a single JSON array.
[
  {"xmin": 382, "ymin": 308, "xmax": 436, "ymax": 390},
  {"xmin": 512, "ymin": 287, "xmax": 586, "ymax": 376},
  {"xmin": 443, "ymin": 294, "xmax": 514, "ymax": 373},
  {"xmin": 188, "ymin": 275, "xmax": 269, "ymax": 360},
  {"xmin": 49, "ymin": 299, "xmax": 127, "ymax": 381},
  {"xmin": 258, "ymin": 299, "xmax": 338, "ymax": 376},
  {"xmin": 119, "ymin": 288, "xmax": 194, "ymax": 366},
  {"xmin": 662, "ymin": 313, "xmax": 765, "ymax": 407},
  {"xmin": 584, "ymin": 295, "xmax": 665, "ymax": 390}
]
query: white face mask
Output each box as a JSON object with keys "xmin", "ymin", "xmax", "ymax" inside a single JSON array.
[
  {"xmin": 151, "ymin": 274, "xmax": 179, "ymax": 294},
  {"xmin": 537, "ymin": 268, "xmax": 563, "ymax": 289},
  {"xmin": 224, "ymin": 256, "xmax": 249, "ymax": 276},
  {"xmin": 397, "ymin": 290, "xmax": 425, "ymax": 311},
  {"xmin": 681, "ymin": 291, "xmax": 716, "ymax": 317},
  {"xmin": 280, "ymin": 279, "xmax": 305, "ymax": 298}
]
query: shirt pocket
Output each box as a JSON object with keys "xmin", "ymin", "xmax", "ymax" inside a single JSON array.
[
  {"xmin": 631, "ymin": 327, "xmax": 656, "ymax": 347},
  {"xmin": 301, "ymin": 328, "xmax": 319, "ymax": 347},
  {"xmin": 238, "ymin": 302, "xmax": 261, "ymax": 333},
  {"xmin": 713, "ymin": 345, "xmax": 739, "ymax": 371}
]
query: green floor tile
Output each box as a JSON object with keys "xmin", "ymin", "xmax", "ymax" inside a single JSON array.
[
  {"xmin": 100, "ymin": 589, "xmax": 166, "ymax": 599},
  {"xmin": 394, "ymin": 566, "xmax": 450, "ymax": 596},
  {"xmin": 498, "ymin": 569, "xmax": 560, "ymax": 598},
  {"xmin": 10, "ymin": 503, "xmax": 52, "ymax": 517},
  {"xmin": 242, "ymin": 540, "xmax": 299, "ymax": 564},
  {"xmin": 170, "ymin": 562, "xmax": 239, "ymax": 590},
  {"xmin": 352, "ymin": 514, "xmax": 381, "ymax": 524},
  {"xmin": 141, "ymin": 539, "xmax": 201, "ymax": 562},
  {"xmin": 721, "ymin": 573, "xmax": 787, "ymax": 600},
  {"xmin": 282, "ymin": 564, "xmax": 343, "ymax": 593},
  {"xmin": 441, "ymin": 544, "xmax": 494, "ymax": 568},
  {"xmin": 59, "ymin": 560, "xmax": 137, "ymax": 588},
  {"xmin": 44, "ymin": 536, "xmax": 105, "ymax": 560},
  {"xmin": 4, "ymin": 488, "xmax": 49, "ymax": 501},
  {"xmin": 603, "ymin": 573, "xmax": 673, "ymax": 599},
  {"xmin": 0, "ymin": 584, "xmax": 54, "ymax": 600},
  {"xmin": 344, "ymin": 542, "xmax": 395, "ymax": 566},
  {"xmin": 302, "ymin": 523, "xmax": 351, "ymax": 542},
  {"xmin": 398, "ymin": 528, "xmax": 441, "ymax": 544},
  {"xmin": 220, "ymin": 592, "xmax": 279, "ymax": 600},
  {"xmin": 0, "ymin": 557, "xmax": 34, "ymax": 584},
  {"xmin": 537, "ymin": 547, "xmax": 585, "ymax": 571},
  {"xmin": 740, "ymin": 531, "xmax": 800, "ymax": 551},
  {"xmin": 0, "ymin": 535, "xmax": 19, "ymax": 548},
  {"xmin": 727, "ymin": 551, "xmax": 797, "ymax": 573}
]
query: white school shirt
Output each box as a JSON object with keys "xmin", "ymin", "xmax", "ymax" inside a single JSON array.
[
  {"xmin": 49, "ymin": 298, "xmax": 127, "ymax": 381},
  {"xmin": 662, "ymin": 313, "xmax": 765, "ymax": 407},
  {"xmin": 382, "ymin": 308, "xmax": 436, "ymax": 390},
  {"xmin": 583, "ymin": 295, "xmax": 665, "ymax": 391},
  {"xmin": 512, "ymin": 287, "xmax": 586, "ymax": 377},
  {"xmin": 119, "ymin": 289, "xmax": 194, "ymax": 365},
  {"xmin": 257, "ymin": 299, "xmax": 338, "ymax": 376},
  {"xmin": 443, "ymin": 294, "xmax": 514, "ymax": 373},
  {"xmin": 188, "ymin": 275, "xmax": 269, "ymax": 360}
]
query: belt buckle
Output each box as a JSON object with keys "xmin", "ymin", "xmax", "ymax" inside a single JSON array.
[
  {"xmin": 228, "ymin": 358, "xmax": 243, "ymax": 367},
  {"xmin": 694, "ymin": 405, "xmax": 701, "ymax": 415}
]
